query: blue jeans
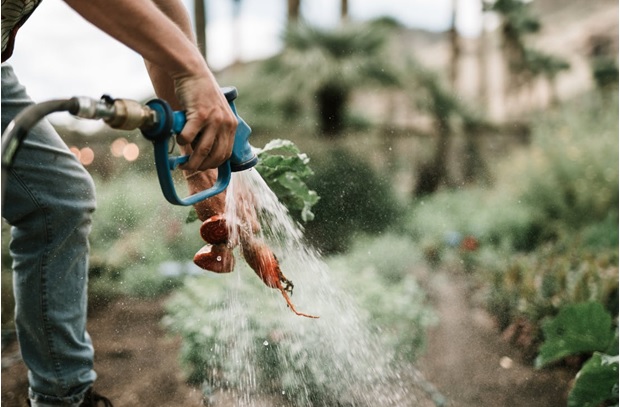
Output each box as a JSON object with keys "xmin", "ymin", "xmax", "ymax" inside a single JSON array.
[{"xmin": 1, "ymin": 64, "xmax": 98, "ymax": 406}]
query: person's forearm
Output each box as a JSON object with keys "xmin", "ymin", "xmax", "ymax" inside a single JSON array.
[
  {"xmin": 65, "ymin": 0, "xmax": 237, "ymax": 171},
  {"xmin": 64, "ymin": 0, "xmax": 207, "ymax": 81},
  {"xmin": 144, "ymin": 0, "xmax": 198, "ymax": 110}
]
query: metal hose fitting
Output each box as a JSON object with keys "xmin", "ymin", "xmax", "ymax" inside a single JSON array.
[{"xmin": 72, "ymin": 96, "xmax": 158, "ymax": 130}]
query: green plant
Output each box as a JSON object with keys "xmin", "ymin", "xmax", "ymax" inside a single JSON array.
[
  {"xmin": 304, "ymin": 147, "xmax": 403, "ymax": 254},
  {"xmin": 326, "ymin": 234, "xmax": 437, "ymax": 360},
  {"xmin": 520, "ymin": 93, "xmax": 618, "ymax": 233},
  {"xmin": 483, "ymin": 244, "xmax": 618, "ymax": 334},
  {"xmin": 164, "ymin": 233, "xmax": 434, "ymax": 404},
  {"xmin": 536, "ymin": 302, "xmax": 618, "ymax": 407},
  {"xmin": 88, "ymin": 172, "xmax": 199, "ymax": 301},
  {"xmin": 254, "ymin": 139, "xmax": 319, "ymax": 223},
  {"xmin": 185, "ymin": 139, "xmax": 319, "ymax": 225},
  {"xmin": 487, "ymin": 0, "xmax": 569, "ymax": 95},
  {"xmin": 592, "ymin": 57, "xmax": 619, "ymax": 91}
]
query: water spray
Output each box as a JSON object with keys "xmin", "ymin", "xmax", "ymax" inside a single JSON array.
[{"xmin": 1, "ymin": 86, "xmax": 257, "ymax": 206}]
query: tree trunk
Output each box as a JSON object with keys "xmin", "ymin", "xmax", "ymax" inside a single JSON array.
[
  {"xmin": 232, "ymin": 0, "xmax": 242, "ymax": 65},
  {"xmin": 415, "ymin": 115, "xmax": 450, "ymax": 195},
  {"xmin": 195, "ymin": 0, "xmax": 207, "ymax": 60},
  {"xmin": 316, "ymin": 84, "xmax": 347, "ymax": 137},
  {"xmin": 449, "ymin": 0, "xmax": 460, "ymax": 90},
  {"xmin": 478, "ymin": 8, "xmax": 489, "ymax": 111},
  {"xmin": 287, "ymin": 0, "xmax": 301, "ymax": 23},
  {"xmin": 340, "ymin": 0, "xmax": 349, "ymax": 23}
]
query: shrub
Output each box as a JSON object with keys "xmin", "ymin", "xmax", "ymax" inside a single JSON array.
[
  {"xmin": 405, "ymin": 186, "xmax": 544, "ymax": 259},
  {"xmin": 519, "ymin": 93, "xmax": 618, "ymax": 234},
  {"xmin": 304, "ymin": 147, "xmax": 403, "ymax": 254},
  {"xmin": 401, "ymin": 92, "xmax": 619, "ymax": 359}
]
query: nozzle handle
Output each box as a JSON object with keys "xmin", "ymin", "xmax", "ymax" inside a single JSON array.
[{"xmin": 141, "ymin": 86, "xmax": 257, "ymax": 206}]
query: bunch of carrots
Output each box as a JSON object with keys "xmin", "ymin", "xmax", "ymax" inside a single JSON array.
[{"xmin": 186, "ymin": 169, "xmax": 318, "ymax": 319}]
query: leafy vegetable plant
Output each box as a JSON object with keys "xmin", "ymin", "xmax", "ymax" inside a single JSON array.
[
  {"xmin": 186, "ymin": 139, "xmax": 319, "ymax": 224},
  {"xmin": 254, "ymin": 139, "xmax": 319, "ymax": 222},
  {"xmin": 536, "ymin": 302, "xmax": 619, "ymax": 407}
]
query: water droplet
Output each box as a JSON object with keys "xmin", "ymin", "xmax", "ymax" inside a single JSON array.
[
  {"xmin": 216, "ymin": 256, "xmax": 222, "ymax": 262},
  {"xmin": 263, "ymin": 340, "xmax": 269, "ymax": 346}
]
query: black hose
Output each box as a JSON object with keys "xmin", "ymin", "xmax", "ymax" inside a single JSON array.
[{"xmin": 1, "ymin": 98, "xmax": 80, "ymax": 206}]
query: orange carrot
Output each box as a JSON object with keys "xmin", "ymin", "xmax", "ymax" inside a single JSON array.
[
  {"xmin": 241, "ymin": 239, "xmax": 319, "ymax": 319},
  {"xmin": 187, "ymin": 174, "xmax": 318, "ymax": 318},
  {"xmin": 200, "ymin": 214, "xmax": 229, "ymax": 244},
  {"xmin": 193, "ymin": 244, "xmax": 235, "ymax": 274}
]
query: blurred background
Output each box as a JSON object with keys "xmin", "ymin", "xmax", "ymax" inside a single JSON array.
[{"xmin": 2, "ymin": 0, "xmax": 618, "ymax": 406}]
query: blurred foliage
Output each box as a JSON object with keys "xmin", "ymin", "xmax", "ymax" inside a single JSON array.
[
  {"xmin": 404, "ymin": 91, "xmax": 618, "ymax": 363},
  {"xmin": 486, "ymin": 0, "xmax": 569, "ymax": 89},
  {"xmin": 87, "ymin": 172, "xmax": 200, "ymax": 303},
  {"xmin": 259, "ymin": 22, "xmax": 399, "ymax": 136},
  {"xmin": 303, "ymin": 147, "xmax": 403, "ymax": 254},
  {"xmin": 484, "ymin": 245, "xmax": 618, "ymax": 332},
  {"xmin": 519, "ymin": 94, "xmax": 618, "ymax": 233},
  {"xmin": 592, "ymin": 57, "xmax": 619, "ymax": 92}
]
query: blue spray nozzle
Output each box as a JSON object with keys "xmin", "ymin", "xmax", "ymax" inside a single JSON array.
[{"xmin": 141, "ymin": 86, "xmax": 257, "ymax": 206}]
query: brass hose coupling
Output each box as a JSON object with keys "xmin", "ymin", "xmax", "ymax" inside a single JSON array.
[{"xmin": 73, "ymin": 95, "xmax": 157, "ymax": 131}]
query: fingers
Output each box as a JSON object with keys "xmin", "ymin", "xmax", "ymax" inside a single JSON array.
[{"xmin": 177, "ymin": 107, "xmax": 237, "ymax": 172}]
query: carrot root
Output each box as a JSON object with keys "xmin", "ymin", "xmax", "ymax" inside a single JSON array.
[
  {"xmin": 194, "ymin": 244, "xmax": 235, "ymax": 273},
  {"xmin": 277, "ymin": 287, "xmax": 319, "ymax": 319}
]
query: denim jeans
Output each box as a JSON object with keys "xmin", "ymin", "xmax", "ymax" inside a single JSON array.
[{"xmin": 1, "ymin": 64, "xmax": 98, "ymax": 406}]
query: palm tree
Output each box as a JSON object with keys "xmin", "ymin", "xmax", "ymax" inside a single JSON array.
[
  {"xmin": 404, "ymin": 61, "xmax": 491, "ymax": 195},
  {"xmin": 486, "ymin": 0, "xmax": 569, "ymax": 105},
  {"xmin": 411, "ymin": 67, "xmax": 459, "ymax": 195},
  {"xmin": 264, "ymin": 23, "xmax": 399, "ymax": 136}
]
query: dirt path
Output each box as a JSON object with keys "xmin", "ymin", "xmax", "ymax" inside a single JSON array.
[
  {"xmin": 1, "ymin": 297, "xmax": 204, "ymax": 407},
  {"xmin": 417, "ymin": 270, "xmax": 575, "ymax": 407}
]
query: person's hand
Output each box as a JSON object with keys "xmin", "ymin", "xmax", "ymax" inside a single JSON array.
[
  {"xmin": 62, "ymin": 0, "xmax": 238, "ymax": 171},
  {"xmin": 174, "ymin": 73, "xmax": 238, "ymax": 171}
]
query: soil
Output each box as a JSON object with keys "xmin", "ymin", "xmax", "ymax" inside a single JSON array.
[
  {"xmin": 416, "ymin": 270, "xmax": 577, "ymax": 407},
  {"xmin": 1, "ymin": 297, "xmax": 204, "ymax": 407},
  {"xmin": 1, "ymin": 270, "xmax": 576, "ymax": 407}
]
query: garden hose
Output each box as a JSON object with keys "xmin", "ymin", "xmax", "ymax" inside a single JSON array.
[
  {"xmin": 0, "ymin": 96, "xmax": 155, "ymax": 205},
  {"xmin": 1, "ymin": 88, "xmax": 257, "ymax": 207},
  {"xmin": 1, "ymin": 98, "xmax": 81, "ymax": 205}
]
